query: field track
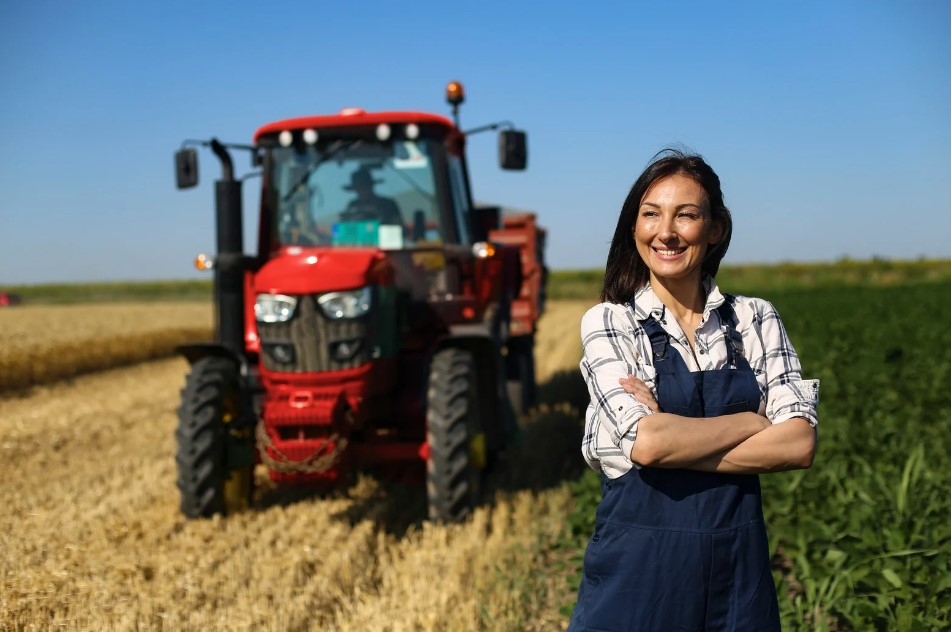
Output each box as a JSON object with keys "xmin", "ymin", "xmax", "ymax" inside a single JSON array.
[{"xmin": 1, "ymin": 301, "xmax": 592, "ymax": 631}]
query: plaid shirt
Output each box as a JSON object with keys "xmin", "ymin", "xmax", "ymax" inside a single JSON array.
[{"xmin": 580, "ymin": 279, "xmax": 820, "ymax": 478}]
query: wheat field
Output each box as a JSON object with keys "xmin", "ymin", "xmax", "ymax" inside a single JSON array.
[
  {"xmin": 0, "ymin": 303, "xmax": 212, "ymax": 392},
  {"xmin": 0, "ymin": 300, "xmax": 591, "ymax": 631}
]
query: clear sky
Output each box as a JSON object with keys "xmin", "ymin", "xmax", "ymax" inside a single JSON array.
[{"xmin": 1, "ymin": 0, "xmax": 949, "ymax": 284}]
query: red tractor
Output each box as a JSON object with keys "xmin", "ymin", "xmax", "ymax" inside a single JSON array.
[{"xmin": 173, "ymin": 82, "xmax": 546, "ymax": 522}]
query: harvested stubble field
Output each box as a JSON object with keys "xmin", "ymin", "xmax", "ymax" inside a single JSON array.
[{"xmin": 0, "ymin": 300, "xmax": 593, "ymax": 631}]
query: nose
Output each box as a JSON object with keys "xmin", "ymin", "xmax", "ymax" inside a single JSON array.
[{"xmin": 658, "ymin": 216, "xmax": 678, "ymax": 242}]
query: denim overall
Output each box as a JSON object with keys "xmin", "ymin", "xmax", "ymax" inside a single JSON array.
[{"xmin": 569, "ymin": 301, "xmax": 780, "ymax": 632}]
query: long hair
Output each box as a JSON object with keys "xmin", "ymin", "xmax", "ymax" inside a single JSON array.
[{"xmin": 600, "ymin": 149, "xmax": 732, "ymax": 303}]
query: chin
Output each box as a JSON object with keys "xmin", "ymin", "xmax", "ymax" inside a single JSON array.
[{"xmin": 648, "ymin": 264, "xmax": 702, "ymax": 282}]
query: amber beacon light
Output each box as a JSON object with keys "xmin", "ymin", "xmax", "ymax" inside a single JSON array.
[
  {"xmin": 446, "ymin": 81, "xmax": 465, "ymax": 105},
  {"xmin": 446, "ymin": 81, "xmax": 466, "ymax": 126}
]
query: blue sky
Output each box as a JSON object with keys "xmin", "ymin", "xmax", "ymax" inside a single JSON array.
[{"xmin": 1, "ymin": 0, "xmax": 949, "ymax": 284}]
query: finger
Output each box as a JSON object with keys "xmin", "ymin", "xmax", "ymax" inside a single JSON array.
[
  {"xmin": 632, "ymin": 390, "xmax": 659, "ymax": 412},
  {"xmin": 621, "ymin": 382, "xmax": 651, "ymax": 399},
  {"xmin": 619, "ymin": 375, "xmax": 648, "ymax": 387},
  {"xmin": 632, "ymin": 390, "xmax": 656, "ymax": 405}
]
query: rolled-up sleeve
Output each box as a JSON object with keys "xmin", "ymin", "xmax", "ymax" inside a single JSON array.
[
  {"xmin": 756, "ymin": 300, "xmax": 820, "ymax": 426},
  {"xmin": 580, "ymin": 305, "xmax": 653, "ymax": 468}
]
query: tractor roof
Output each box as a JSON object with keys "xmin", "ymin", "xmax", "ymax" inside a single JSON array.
[{"xmin": 254, "ymin": 110, "xmax": 457, "ymax": 142}]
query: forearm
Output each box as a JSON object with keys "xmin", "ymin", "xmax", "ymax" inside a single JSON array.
[
  {"xmin": 631, "ymin": 412, "xmax": 769, "ymax": 467},
  {"xmin": 689, "ymin": 417, "xmax": 817, "ymax": 474}
]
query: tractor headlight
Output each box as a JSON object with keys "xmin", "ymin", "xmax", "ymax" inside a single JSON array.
[
  {"xmin": 255, "ymin": 294, "xmax": 298, "ymax": 323},
  {"xmin": 317, "ymin": 287, "xmax": 372, "ymax": 319}
]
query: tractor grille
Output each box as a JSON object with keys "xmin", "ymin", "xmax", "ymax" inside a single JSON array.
[{"xmin": 257, "ymin": 295, "xmax": 369, "ymax": 373}]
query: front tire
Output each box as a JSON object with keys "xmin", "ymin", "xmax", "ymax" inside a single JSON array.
[
  {"xmin": 175, "ymin": 356, "xmax": 253, "ymax": 518},
  {"xmin": 426, "ymin": 348, "xmax": 485, "ymax": 522}
]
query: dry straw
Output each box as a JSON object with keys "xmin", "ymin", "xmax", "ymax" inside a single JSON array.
[{"xmin": 0, "ymin": 301, "xmax": 591, "ymax": 630}]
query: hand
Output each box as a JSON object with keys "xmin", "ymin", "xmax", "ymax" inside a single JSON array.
[{"xmin": 619, "ymin": 375, "xmax": 659, "ymax": 413}]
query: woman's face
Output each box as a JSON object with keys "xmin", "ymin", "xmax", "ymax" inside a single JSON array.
[{"xmin": 633, "ymin": 173, "xmax": 722, "ymax": 286}]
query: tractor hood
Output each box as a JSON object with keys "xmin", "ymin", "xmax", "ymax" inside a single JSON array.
[{"xmin": 253, "ymin": 247, "xmax": 393, "ymax": 295}]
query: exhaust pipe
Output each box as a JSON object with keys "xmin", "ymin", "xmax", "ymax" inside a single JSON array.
[{"xmin": 209, "ymin": 138, "xmax": 245, "ymax": 357}]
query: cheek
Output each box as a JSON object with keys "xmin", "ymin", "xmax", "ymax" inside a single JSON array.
[
  {"xmin": 632, "ymin": 219, "xmax": 651, "ymax": 243},
  {"xmin": 687, "ymin": 220, "xmax": 719, "ymax": 245}
]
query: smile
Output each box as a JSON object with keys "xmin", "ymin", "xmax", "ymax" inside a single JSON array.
[{"xmin": 652, "ymin": 247, "xmax": 687, "ymax": 256}]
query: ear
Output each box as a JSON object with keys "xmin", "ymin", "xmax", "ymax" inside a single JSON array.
[{"xmin": 708, "ymin": 216, "xmax": 725, "ymax": 245}]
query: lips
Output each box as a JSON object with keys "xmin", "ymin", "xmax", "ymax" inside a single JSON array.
[{"xmin": 652, "ymin": 246, "xmax": 687, "ymax": 257}]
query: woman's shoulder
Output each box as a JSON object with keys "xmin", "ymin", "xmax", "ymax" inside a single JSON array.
[
  {"xmin": 581, "ymin": 301, "xmax": 637, "ymax": 335},
  {"xmin": 583, "ymin": 300, "xmax": 632, "ymax": 318},
  {"xmin": 719, "ymin": 292, "xmax": 782, "ymax": 326},
  {"xmin": 722, "ymin": 292, "xmax": 774, "ymax": 311}
]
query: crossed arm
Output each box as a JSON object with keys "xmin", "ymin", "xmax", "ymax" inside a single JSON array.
[{"xmin": 622, "ymin": 376, "xmax": 816, "ymax": 474}]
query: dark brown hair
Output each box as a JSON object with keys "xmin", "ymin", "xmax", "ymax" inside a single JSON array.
[{"xmin": 600, "ymin": 149, "xmax": 732, "ymax": 303}]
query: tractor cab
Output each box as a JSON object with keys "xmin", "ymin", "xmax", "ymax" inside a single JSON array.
[
  {"xmin": 253, "ymin": 104, "xmax": 526, "ymax": 253},
  {"xmin": 258, "ymin": 111, "xmax": 467, "ymax": 252}
]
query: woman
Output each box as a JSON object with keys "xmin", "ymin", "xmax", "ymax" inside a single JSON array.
[{"xmin": 569, "ymin": 150, "xmax": 819, "ymax": 632}]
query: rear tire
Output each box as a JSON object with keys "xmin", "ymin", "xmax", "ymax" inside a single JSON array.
[
  {"xmin": 175, "ymin": 356, "xmax": 253, "ymax": 519},
  {"xmin": 426, "ymin": 348, "xmax": 484, "ymax": 522}
]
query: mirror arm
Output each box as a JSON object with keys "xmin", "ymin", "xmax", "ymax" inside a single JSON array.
[
  {"xmin": 462, "ymin": 120, "xmax": 515, "ymax": 136},
  {"xmin": 182, "ymin": 138, "xmax": 261, "ymax": 175}
]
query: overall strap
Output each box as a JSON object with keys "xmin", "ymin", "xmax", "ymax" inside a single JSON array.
[
  {"xmin": 639, "ymin": 314, "xmax": 670, "ymax": 362},
  {"xmin": 629, "ymin": 298, "xmax": 671, "ymax": 362},
  {"xmin": 715, "ymin": 294, "xmax": 750, "ymax": 370}
]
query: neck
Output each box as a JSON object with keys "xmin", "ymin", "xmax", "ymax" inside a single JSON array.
[{"xmin": 648, "ymin": 272, "xmax": 706, "ymax": 318}]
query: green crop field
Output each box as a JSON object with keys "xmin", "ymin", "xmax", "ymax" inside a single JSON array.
[
  {"xmin": 562, "ymin": 281, "xmax": 951, "ymax": 631},
  {"xmin": 549, "ymin": 258, "xmax": 951, "ymax": 300}
]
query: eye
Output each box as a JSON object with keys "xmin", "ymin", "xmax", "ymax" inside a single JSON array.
[{"xmin": 639, "ymin": 208, "xmax": 659, "ymax": 218}]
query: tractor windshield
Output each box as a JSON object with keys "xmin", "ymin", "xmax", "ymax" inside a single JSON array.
[{"xmin": 269, "ymin": 139, "xmax": 442, "ymax": 249}]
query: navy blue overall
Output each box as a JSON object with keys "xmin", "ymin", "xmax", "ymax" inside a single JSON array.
[{"xmin": 569, "ymin": 301, "xmax": 780, "ymax": 632}]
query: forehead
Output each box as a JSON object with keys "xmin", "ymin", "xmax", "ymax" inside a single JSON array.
[{"xmin": 640, "ymin": 173, "xmax": 709, "ymax": 207}]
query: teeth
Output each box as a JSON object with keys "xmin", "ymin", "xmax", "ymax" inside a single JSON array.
[{"xmin": 655, "ymin": 248, "xmax": 684, "ymax": 256}]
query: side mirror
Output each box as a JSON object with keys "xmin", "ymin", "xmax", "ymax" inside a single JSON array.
[
  {"xmin": 175, "ymin": 148, "xmax": 199, "ymax": 189},
  {"xmin": 498, "ymin": 130, "xmax": 527, "ymax": 171}
]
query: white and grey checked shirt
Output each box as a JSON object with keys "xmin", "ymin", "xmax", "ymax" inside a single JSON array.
[{"xmin": 580, "ymin": 279, "xmax": 820, "ymax": 478}]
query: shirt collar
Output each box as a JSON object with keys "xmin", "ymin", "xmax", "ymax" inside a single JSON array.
[{"xmin": 631, "ymin": 276, "xmax": 726, "ymax": 322}]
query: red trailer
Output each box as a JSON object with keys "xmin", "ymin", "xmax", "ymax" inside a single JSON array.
[{"xmin": 172, "ymin": 83, "xmax": 546, "ymax": 522}]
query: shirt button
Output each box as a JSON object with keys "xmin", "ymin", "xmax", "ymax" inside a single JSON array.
[
  {"xmin": 699, "ymin": 349, "xmax": 706, "ymax": 354},
  {"xmin": 592, "ymin": 534, "xmax": 601, "ymax": 542}
]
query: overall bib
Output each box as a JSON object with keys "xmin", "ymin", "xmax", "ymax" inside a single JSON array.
[{"xmin": 569, "ymin": 302, "xmax": 780, "ymax": 632}]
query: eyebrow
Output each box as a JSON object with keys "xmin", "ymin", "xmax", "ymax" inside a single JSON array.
[{"xmin": 639, "ymin": 202, "xmax": 704, "ymax": 211}]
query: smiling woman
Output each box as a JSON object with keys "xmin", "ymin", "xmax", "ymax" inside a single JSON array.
[{"xmin": 569, "ymin": 149, "xmax": 820, "ymax": 632}]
